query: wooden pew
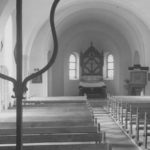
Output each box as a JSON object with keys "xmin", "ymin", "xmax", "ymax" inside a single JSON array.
[
  {"xmin": 107, "ymin": 97, "xmax": 139, "ymax": 132},
  {"xmin": 2, "ymin": 98, "xmax": 94, "ymax": 125},
  {"xmin": 0, "ymin": 97, "xmax": 102, "ymax": 141},
  {"xmin": 0, "ymin": 126, "xmax": 98, "ymax": 135},
  {"xmin": 127, "ymin": 104, "xmax": 150, "ymax": 148},
  {"xmin": 0, "ymin": 96, "xmax": 110, "ymax": 149},
  {"xmin": 0, "ymin": 120, "xmax": 94, "ymax": 128},
  {"xmin": 0, "ymin": 143, "xmax": 112, "ymax": 150},
  {"xmin": 115, "ymin": 97, "xmax": 150, "ymax": 140},
  {"xmin": 108, "ymin": 96, "xmax": 150, "ymax": 149},
  {"xmin": 0, "ymin": 132, "xmax": 102, "ymax": 144},
  {"xmin": 22, "ymin": 96, "xmax": 87, "ymax": 106},
  {"xmin": 0, "ymin": 123, "xmax": 104, "ymax": 146},
  {"xmin": 0, "ymin": 121, "xmax": 103, "ymax": 147},
  {"xmin": 1, "ymin": 97, "xmax": 95, "ymax": 128},
  {"xmin": 139, "ymin": 110, "xmax": 150, "ymax": 149}
]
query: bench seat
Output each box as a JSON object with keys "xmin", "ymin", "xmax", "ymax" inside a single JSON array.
[{"xmin": 0, "ymin": 143, "xmax": 112, "ymax": 150}]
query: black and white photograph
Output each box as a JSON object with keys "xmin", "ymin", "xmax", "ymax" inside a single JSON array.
[{"xmin": 0, "ymin": 0, "xmax": 150, "ymax": 150}]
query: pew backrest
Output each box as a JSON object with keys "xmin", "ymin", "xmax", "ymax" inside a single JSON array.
[{"xmin": 0, "ymin": 126, "xmax": 98, "ymax": 135}]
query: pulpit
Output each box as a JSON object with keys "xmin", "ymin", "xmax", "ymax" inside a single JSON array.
[{"xmin": 128, "ymin": 64, "xmax": 149, "ymax": 95}]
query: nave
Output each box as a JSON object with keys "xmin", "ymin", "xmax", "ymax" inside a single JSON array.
[
  {"xmin": 0, "ymin": 96, "xmax": 143, "ymax": 150},
  {"xmin": 1, "ymin": 1, "xmax": 150, "ymax": 150}
]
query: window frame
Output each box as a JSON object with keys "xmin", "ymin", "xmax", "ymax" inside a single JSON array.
[
  {"xmin": 106, "ymin": 54, "xmax": 114, "ymax": 80},
  {"xmin": 69, "ymin": 53, "xmax": 79, "ymax": 80}
]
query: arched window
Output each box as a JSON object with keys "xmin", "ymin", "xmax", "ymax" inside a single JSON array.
[
  {"xmin": 106, "ymin": 54, "xmax": 114, "ymax": 79},
  {"xmin": 69, "ymin": 53, "xmax": 79, "ymax": 80}
]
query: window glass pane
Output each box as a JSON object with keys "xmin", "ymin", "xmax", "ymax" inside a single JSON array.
[
  {"xmin": 108, "ymin": 63, "xmax": 114, "ymax": 69},
  {"xmin": 108, "ymin": 70, "xmax": 114, "ymax": 78},
  {"xmin": 108, "ymin": 55, "xmax": 113, "ymax": 62},
  {"xmin": 69, "ymin": 54, "xmax": 76, "ymax": 62},
  {"xmin": 69, "ymin": 63, "xmax": 76, "ymax": 69},
  {"xmin": 69, "ymin": 70, "xmax": 76, "ymax": 79},
  {"xmin": 69, "ymin": 53, "xmax": 79, "ymax": 80}
]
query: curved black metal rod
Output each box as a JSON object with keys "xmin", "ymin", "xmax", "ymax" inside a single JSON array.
[
  {"xmin": 22, "ymin": 0, "xmax": 60, "ymax": 90},
  {"xmin": 14, "ymin": 44, "xmax": 17, "ymax": 64},
  {"xmin": 0, "ymin": 73, "xmax": 16, "ymax": 84}
]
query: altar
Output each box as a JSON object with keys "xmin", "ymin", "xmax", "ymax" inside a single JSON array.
[
  {"xmin": 79, "ymin": 43, "xmax": 107, "ymax": 98},
  {"xmin": 79, "ymin": 81, "xmax": 106, "ymax": 98}
]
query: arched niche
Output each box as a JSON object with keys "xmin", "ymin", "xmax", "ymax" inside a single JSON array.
[{"xmin": 134, "ymin": 51, "xmax": 140, "ymax": 65}]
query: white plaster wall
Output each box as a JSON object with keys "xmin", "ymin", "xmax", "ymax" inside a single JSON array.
[
  {"xmin": 21, "ymin": 0, "xmax": 150, "ymax": 96},
  {"xmin": 0, "ymin": 1, "xmax": 16, "ymax": 105},
  {"xmin": 1, "ymin": 0, "xmax": 150, "ymax": 97},
  {"xmin": 51, "ymin": 46, "xmax": 64, "ymax": 96},
  {"xmin": 28, "ymin": 27, "xmax": 50, "ymax": 97},
  {"xmin": 60, "ymin": 21, "xmax": 131, "ymax": 96}
]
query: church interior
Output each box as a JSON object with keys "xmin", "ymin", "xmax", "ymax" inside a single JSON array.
[{"xmin": 1, "ymin": 0, "xmax": 150, "ymax": 150}]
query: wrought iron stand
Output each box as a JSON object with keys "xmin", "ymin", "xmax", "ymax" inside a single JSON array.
[{"xmin": 0, "ymin": 0, "xmax": 60, "ymax": 149}]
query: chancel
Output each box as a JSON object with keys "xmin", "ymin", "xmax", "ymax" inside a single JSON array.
[
  {"xmin": 1, "ymin": 0, "xmax": 150, "ymax": 150},
  {"xmin": 79, "ymin": 42, "xmax": 107, "ymax": 98}
]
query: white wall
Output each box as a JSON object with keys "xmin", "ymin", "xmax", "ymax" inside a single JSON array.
[
  {"xmin": 59, "ymin": 21, "xmax": 132, "ymax": 96},
  {"xmin": 23, "ymin": 0, "xmax": 150, "ymax": 96},
  {"xmin": 1, "ymin": 0, "xmax": 150, "ymax": 97},
  {"xmin": 28, "ymin": 25, "xmax": 50, "ymax": 97}
]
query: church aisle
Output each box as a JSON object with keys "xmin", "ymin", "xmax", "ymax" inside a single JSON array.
[{"xmin": 94, "ymin": 108, "xmax": 140, "ymax": 150}]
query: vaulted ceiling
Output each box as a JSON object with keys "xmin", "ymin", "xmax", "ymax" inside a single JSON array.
[{"xmin": 1, "ymin": 0, "xmax": 150, "ymax": 64}]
